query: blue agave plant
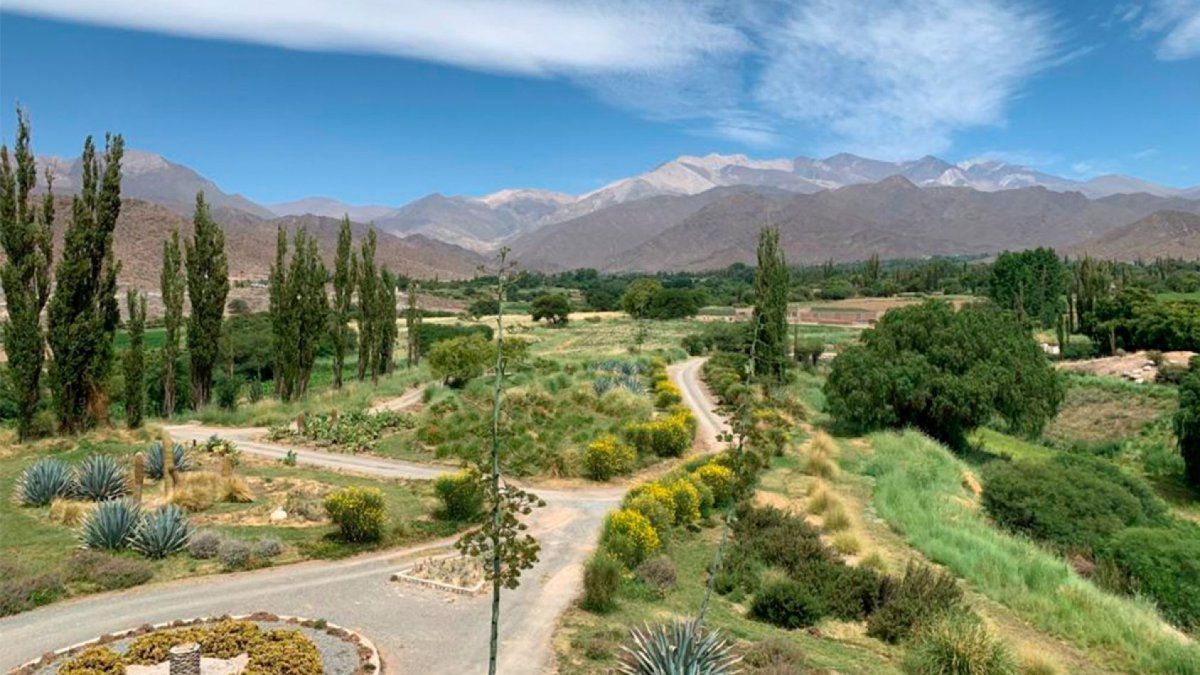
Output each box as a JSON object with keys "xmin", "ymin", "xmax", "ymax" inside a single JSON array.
[
  {"xmin": 143, "ymin": 441, "xmax": 190, "ymax": 479},
  {"xmin": 619, "ymin": 620, "xmax": 740, "ymax": 675},
  {"xmin": 74, "ymin": 454, "xmax": 129, "ymax": 502},
  {"xmin": 131, "ymin": 504, "xmax": 192, "ymax": 558},
  {"xmin": 16, "ymin": 457, "xmax": 74, "ymax": 506},
  {"xmin": 81, "ymin": 498, "xmax": 142, "ymax": 550}
]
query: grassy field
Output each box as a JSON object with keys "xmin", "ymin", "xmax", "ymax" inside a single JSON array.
[{"xmin": 0, "ymin": 426, "xmax": 457, "ymax": 615}]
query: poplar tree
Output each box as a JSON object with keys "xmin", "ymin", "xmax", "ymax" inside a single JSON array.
[
  {"xmin": 0, "ymin": 108, "xmax": 54, "ymax": 440},
  {"xmin": 160, "ymin": 230, "xmax": 184, "ymax": 416},
  {"xmin": 48, "ymin": 133, "xmax": 124, "ymax": 432},
  {"xmin": 289, "ymin": 229, "xmax": 329, "ymax": 398},
  {"xmin": 268, "ymin": 227, "xmax": 293, "ymax": 400},
  {"xmin": 185, "ymin": 192, "xmax": 229, "ymax": 407},
  {"xmin": 377, "ymin": 268, "xmax": 398, "ymax": 375},
  {"xmin": 405, "ymin": 280, "xmax": 421, "ymax": 367},
  {"xmin": 330, "ymin": 216, "xmax": 356, "ymax": 388},
  {"xmin": 356, "ymin": 230, "xmax": 379, "ymax": 382},
  {"xmin": 123, "ymin": 289, "xmax": 146, "ymax": 428},
  {"xmin": 752, "ymin": 227, "xmax": 790, "ymax": 380}
]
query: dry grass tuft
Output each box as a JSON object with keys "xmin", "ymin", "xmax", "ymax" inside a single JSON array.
[
  {"xmin": 1017, "ymin": 645, "xmax": 1063, "ymax": 675},
  {"xmin": 170, "ymin": 472, "xmax": 255, "ymax": 512},
  {"xmin": 49, "ymin": 499, "xmax": 93, "ymax": 526},
  {"xmin": 859, "ymin": 551, "xmax": 888, "ymax": 573},
  {"xmin": 822, "ymin": 503, "xmax": 851, "ymax": 532},
  {"xmin": 831, "ymin": 531, "xmax": 862, "ymax": 555},
  {"xmin": 810, "ymin": 431, "xmax": 840, "ymax": 458},
  {"xmin": 806, "ymin": 488, "xmax": 832, "ymax": 515},
  {"xmin": 805, "ymin": 453, "xmax": 839, "ymax": 479}
]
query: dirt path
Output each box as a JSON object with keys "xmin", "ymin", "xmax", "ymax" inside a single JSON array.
[
  {"xmin": 0, "ymin": 358, "xmax": 726, "ymax": 675},
  {"xmin": 368, "ymin": 386, "xmax": 425, "ymax": 413}
]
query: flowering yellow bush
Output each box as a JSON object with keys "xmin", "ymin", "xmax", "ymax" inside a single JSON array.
[
  {"xmin": 653, "ymin": 378, "xmax": 682, "ymax": 408},
  {"xmin": 667, "ymin": 479, "xmax": 701, "ymax": 525},
  {"xmin": 624, "ymin": 408, "xmax": 695, "ymax": 457},
  {"xmin": 603, "ymin": 508, "xmax": 660, "ymax": 566},
  {"xmin": 628, "ymin": 482, "xmax": 677, "ymax": 519},
  {"xmin": 584, "ymin": 435, "xmax": 636, "ymax": 481},
  {"xmin": 692, "ymin": 463, "xmax": 736, "ymax": 506}
]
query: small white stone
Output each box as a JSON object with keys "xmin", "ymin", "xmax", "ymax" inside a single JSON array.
[{"xmin": 269, "ymin": 508, "xmax": 288, "ymax": 523}]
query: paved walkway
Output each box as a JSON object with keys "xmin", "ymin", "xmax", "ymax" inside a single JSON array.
[{"xmin": 0, "ymin": 358, "xmax": 723, "ymax": 674}]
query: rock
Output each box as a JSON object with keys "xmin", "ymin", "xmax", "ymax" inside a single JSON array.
[{"xmin": 269, "ymin": 508, "xmax": 288, "ymax": 523}]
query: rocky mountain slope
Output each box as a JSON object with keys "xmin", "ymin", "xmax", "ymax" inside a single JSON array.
[{"xmin": 1068, "ymin": 210, "xmax": 1200, "ymax": 261}]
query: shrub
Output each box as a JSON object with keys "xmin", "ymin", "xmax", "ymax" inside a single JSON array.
[
  {"xmin": 125, "ymin": 627, "xmax": 207, "ymax": 664},
  {"xmin": 750, "ymin": 579, "xmax": 824, "ymax": 629},
  {"xmin": 131, "ymin": 504, "xmax": 192, "ymax": 558},
  {"xmin": 582, "ymin": 551, "xmax": 623, "ymax": 613},
  {"xmin": 741, "ymin": 636, "xmax": 806, "ymax": 672},
  {"xmin": 16, "ymin": 457, "xmax": 73, "ymax": 506},
  {"xmin": 202, "ymin": 619, "xmax": 264, "ymax": 658},
  {"xmin": 653, "ymin": 379, "xmax": 682, "ymax": 408},
  {"xmin": 666, "ymin": 479, "xmax": 701, "ymax": 526},
  {"xmin": 218, "ymin": 538, "xmax": 253, "ymax": 571},
  {"xmin": 412, "ymin": 323, "xmax": 493, "ymax": 353},
  {"xmin": 981, "ymin": 454, "xmax": 1166, "ymax": 552},
  {"xmin": 256, "ymin": 537, "xmax": 284, "ymax": 559},
  {"xmin": 603, "ymin": 509, "xmax": 660, "ymax": 567},
  {"xmin": 713, "ymin": 544, "xmax": 764, "ymax": 598},
  {"xmin": 144, "ymin": 441, "xmax": 190, "ymax": 479},
  {"xmin": 625, "ymin": 493, "xmax": 673, "ymax": 542},
  {"xmin": 81, "ymin": 499, "xmax": 141, "ymax": 551},
  {"xmin": 58, "ymin": 646, "xmax": 126, "ymax": 675},
  {"xmin": 635, "ymin": 556, "xmax": 677, "ymax": 595},
  {"xmin": 245, "ymin": 629, "xmax": 323, "ymax": 675},
  {"xmin": 428, "ymin": 334, "xmax": 493, "ymax": 387},
  {"xmin": 1099, "ymin": 524, "xmax": 1200, "ymax": 630},
  {"xmin": 584, "ymin": 435, "xmax": 637, "ymax": 481},
  {"xmin": 0, "ymin": 573, "xmax": 65, "ymax": 617},
  {"xmin": 74, "ymin": 454, "xmax": 128, "ymax": 502},
  {"xmin": 867, "ymin": 563, "xmax": 964, "ymax": 644},
  {"xmin": 187, "ymin": 529, "xmax": 225, "ymax": 559},
  {"xmin": 324, "ymin": 486, "xmax": 387, "ymax": 542},
  {"xmin": 64, "ymin": 550, "xmax": 153, "ymax": 591},
  {"xmin": 620, "ymin": 620, "xmax": 738, "ymax": 675},
  {"xmin": 215, "ymin": 374, "xmax": 242, "ymax": 411},
  {"xmin": 433, "ymin": 469, "xmax": 484, "ymax": 521},
  {"xmin": 624, "ymin": 410, "xmax": 694, "ymax": 458},
  {"xmin": 691, "ymin": 463, "xmax": 735, "ymax": 507},
  {"xmin": 903, "ymin": 612, "xmax": 1016, "ymax": 675}
]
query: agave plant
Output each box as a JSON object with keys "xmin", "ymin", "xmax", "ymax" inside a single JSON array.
[
  {"xmin": 619, "ymin": 620, "xmax": 740, "ymax": 675},
  {"xmin": 16, "ymin": 457, "xmax": 74, "ymax": 506},
  {"xmin": 80, "ymin": 498, "xmax": 142, "ymax": 550},
  {"xmin": 73, "ymin": 454, "xmax": 129, "ymax": 501},
  {"xmin": 143, "ymin": 441, "xmax": 190, "ymax": 479},
  {"xmin": 131, "ymin": 504, "xmax": 192, "ymax": 558}
]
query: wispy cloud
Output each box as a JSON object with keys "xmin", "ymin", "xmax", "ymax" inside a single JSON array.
[
  {"xmin": 1127, "ymin": 0, "xmax": 1200, "ymax": 60},
  {"xmin": 6, "ymin": 0, "xmax": 1063, "ymax": 157}
]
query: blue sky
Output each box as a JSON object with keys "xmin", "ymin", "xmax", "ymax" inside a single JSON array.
[{"xmin": 1, "ymin": 1, "xmax": 1198, "ymax": 205}]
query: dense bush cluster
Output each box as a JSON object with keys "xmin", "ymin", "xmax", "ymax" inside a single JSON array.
[
  {"xmin": 118, "ymin": 620, "xmax": 322, "ymax": 673},
  {"xmin": 681, "ymin": 322, "xmax": 753, "ymax": 356},
  {"xmin": 623, "ymin": 408, "xmax": 695, "ymax": 458},
  {"xmin": 583, "ymin": 435, "xmax": 636, "ymax": 481},
  {"xmin": 323, "ymin": 486, "xmax": 387, "ymax": 542},
  {"xmin": 275, "ymin": 409, "xmax": 411, "ymax": 452},
  {"xmin": 434, "ymin": 468, "xmax": 484, "ymax": 521},
  {"xmin": 1099, "ymin": 524, "xmax": 1200, "ymax": 631}
]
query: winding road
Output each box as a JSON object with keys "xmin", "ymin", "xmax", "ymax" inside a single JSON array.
[{"xmin": 0, "ymin": 358, "xmax": 724, "ymax": 674}]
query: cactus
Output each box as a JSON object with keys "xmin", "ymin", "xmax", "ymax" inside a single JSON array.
[
  {"xmin": 131, "ymin": 504, "xmax": 192, "ymax": 558},
  {"xmin": 73, "ymin": 454, "xmax": 129, "ymax": 502},
  {"xmin": 143, "ymin": 441, "xmax": 190, "ymax": 480},
  {"xmin": 132, "ymin": 454, "xmax": 145, "ymax": 503},
  {"xmin": 80, "ymin": 498, "xmax": 142, "ymax": 550},
  {"xmin": 16, "ymin": 458, "xmax": 74, "ymax": 506}
]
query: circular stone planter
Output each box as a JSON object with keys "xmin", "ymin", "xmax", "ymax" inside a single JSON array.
[{"xmin": 15, "ymin": 613, "xmax": 382, "ymax": 675}]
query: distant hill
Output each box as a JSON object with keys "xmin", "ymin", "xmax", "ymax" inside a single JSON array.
[{"xmin": 1068, "ymin": 210, "xmax": 1200, "ymax": 261}]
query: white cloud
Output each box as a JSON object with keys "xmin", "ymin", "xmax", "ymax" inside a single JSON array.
[
  {"xmin": 7, "ymin": 0, "xmax": 1062, "ymax": 157},
  {"xmin": 1132, "ymin": 0, "xmax": 1200, "ymax": 59}
]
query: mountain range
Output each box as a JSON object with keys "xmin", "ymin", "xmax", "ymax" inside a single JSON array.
[{"xmin": 30, "ymin": 148, "xmax": 1200, "ymax": 276}]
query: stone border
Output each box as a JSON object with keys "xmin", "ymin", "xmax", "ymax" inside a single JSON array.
[
  {"xmin": 391, "ymin": 567, "xmax": 485, "ymax": 596},
  {"xmin": 14, "ymin": 612, "xmax": 382, "ymax": 675}
]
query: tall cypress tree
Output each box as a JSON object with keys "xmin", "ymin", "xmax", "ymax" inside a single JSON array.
[
  {"xmin": 160, "ymin": 230, "xmax": 184, "ymax": 416},
  {"xmin": 405, "ymin": 280, "xmax": 421, "ymax": 367},
  {"xmin": 752, "ymin": 227, "xmax": 790, "ymax": 380},
  {"xmin": 268, "ymin": 227, "xmax": 293, "ymax": 400},
  {"xmin": 356, "ymin": 230, "xmax": 379, "ymax": 382},
  {"xmin": 48, "ymin": 133, "xmax": 124, "ymax": 432},
  {"xmin": 185, "ymin": 192, "xmax": 229, "ymax": 407},
  {"xmin": 123, "ymin": 289, "xmax": 146, "ymax": 428},
  {"xmin": 377, "ymin": 269, "xmax": 397, "ymax": 375},
  {"xmin": 330, "ymin": 216, "xmax": 356, "ymax": 388},
  {"xmin": 0, "ymin": 108, "xmax": 54, "ymax": 440},
  {"xmin": 290, "ymin": 229, "xmax": 329, "ymax": 398}
]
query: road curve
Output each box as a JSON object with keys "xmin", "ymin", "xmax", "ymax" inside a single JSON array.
[{"xmin": 0, "ymin": 357, "xmax": 723, "ymax": 674}]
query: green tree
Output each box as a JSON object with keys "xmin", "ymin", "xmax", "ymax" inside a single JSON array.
[
  {"xmin": 0, "ymin": 108, "xmax": 54, "ymax": 439},
  {"xmin": 531, "ymin": 293, "xmax": 571, "ymax": 325},
  {"xmin": 268, "ymin": 227, "xmax": 293, "ymax": 399},
  {"xmin": 621, "ymin": 278, "xmax": 663, "ymax": 318},
  {"xmin": 290, "ymin": 229, "xmax": 329, "ymax": 398},
  {"xmin": 48, "ymin": 133, "xmax": 124, "ymax": 432},
  {"xmin": 160, "ymin": 230, "xmax": 184, "ymax": 417},
  {"xmin": 185, "ymin": 192, "xmax": 229, "ymax": 407},
  {"xmin": 377, "ymin": 268, "xmax": 397, "ymax": 374},
  {"xmin": 123, "ymin": 289, "xmax": 146, "ymax": 428},
  {"xmin": 406, "ymin": 281, "xmax": 422, "ymax": 367},
  {"xmin": 356, "ymin": 230, "xmax": 379, "ymax": 382},
  {"xmin": 330, "ymin": 216, "xmax": 356, "ymax": 388},
  {"xmin": 1175, "ymin": 361, "xmax": 1200, "ymax": 489},
  {"xmin": 988, "ymin": 248, "xmax": 1067, "ymax": 327},
  {"xmin": 752, "ymin": 227, "xmax": 790, "ymax": 379},
  {"xmin": 824, "ymin": 301, "xmax": 1063, "ymax": 449},
  {"xmin": 427, "ymin": 334, "xmax": 493, "ymax": 387}
]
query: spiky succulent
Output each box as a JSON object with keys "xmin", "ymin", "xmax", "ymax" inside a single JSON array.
[
  {"xmin": 81, "ymin": 498, "xmax": 142, "ymax": 551},
  {"xmin": 619, "ymin": 620, "xmax": 740, "ymax": 675},
  {"xmin": 143, "ymin": 441, "xmax": 190, "ymax": 479},
  {"xmin": 16, "ymin": 457, "xmax": 74, "ymax": 506},
  {"xmin": 131, "ymin": 504, "xmax": 192, "ymax": 558},
  {"xmin": 73, "ymin": 454, "xmax": 129, "ymax": 501}
]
